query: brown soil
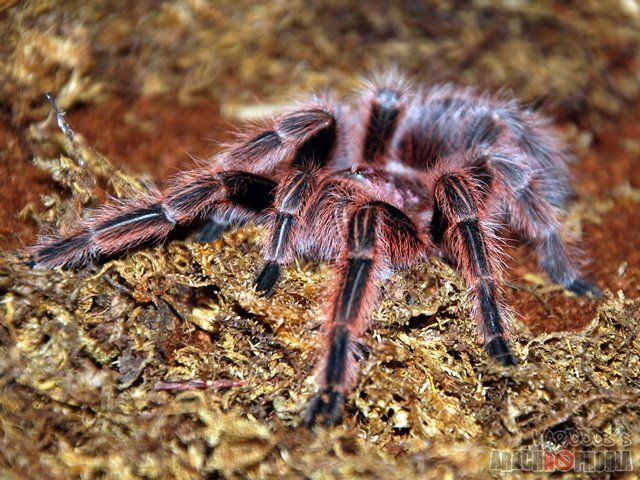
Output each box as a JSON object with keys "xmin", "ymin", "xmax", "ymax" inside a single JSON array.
[
  {"xmin": 1, "ymin": 96, "xmax": 639, "ymax": 335},
  {"xmin": 0, "ymin": 123, "xmax": 50, "ymax": 248},
  {"xmin": 0, "ymin": 97, "xmax": 225, "ymax": 249}
]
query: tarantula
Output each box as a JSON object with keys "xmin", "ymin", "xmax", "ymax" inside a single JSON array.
[{"xmin": 32, "ymin": 74, "xmax": 600, "ymax": 426}]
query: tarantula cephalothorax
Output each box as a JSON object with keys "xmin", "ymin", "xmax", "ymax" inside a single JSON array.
[{"xmin": 32, "ymin": 74, "xmax": 601, "ymax": 426}]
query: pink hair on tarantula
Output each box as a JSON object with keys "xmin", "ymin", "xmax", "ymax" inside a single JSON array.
[{"xmin": 32, "ymin": 73, "xmax": 600, "ymax": 426}]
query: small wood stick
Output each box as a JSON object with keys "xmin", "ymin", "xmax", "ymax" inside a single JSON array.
[
  {"xmin": 155, "ymin": 379, "xmax": 246, "ymax": 392},
  {"xmin": 44, "ymin": 92, "xmax": 86, "ymax": 167}
]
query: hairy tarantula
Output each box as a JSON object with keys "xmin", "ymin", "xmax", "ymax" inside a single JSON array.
[{"xmin": 32, "ymin": 74, "xmax": 600, "ymax": 427}]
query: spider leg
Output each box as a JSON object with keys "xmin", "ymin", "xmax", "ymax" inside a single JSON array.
[
  {"xmin": 255, "ymin": 109, "xmax": 337, "ymax": 295},
  {"xmin": 491, "ymin": 156, "xmax": 601, "ymax": 297},
  {"xmin": 359, "ymin": 82, "xmax": 407, "ymax": 165},
  {"xmin": 255, "ymin": 169, "xmax": 317, "ymax": 295},
  {"xmin": 538, "ymin": 232, "xmax": 601, "ymax": 296},
  {"xmin": 433, "ymin": 171, "xmax": 517, "ymax": 366},
  {"xmin": 195, "ymin": 218, "xmax": 229, "ymax": 243},
  {"xmin": 304, "ymin": 196, "xmax": 426, "ymax": 426},
  {"xmin": 32, "ymin": 106, "xmax": 338, "ymax": 269},
  {"xmin": 304, "ymin": 203, "xmax": 382, "ymax": 426},
  {"xmin": 31, "ymin": 169, "xmax": 277, "ymax": 268},
  {"xmin": 255, "ymin": 82, "xmax": 410, "ymax": 296},
  {"xmin": 515, "ymin": 188, "xmax": 600, "ymax": 296}
]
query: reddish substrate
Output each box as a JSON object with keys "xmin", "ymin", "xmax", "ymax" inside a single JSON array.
[
  {"xmin": 1, "ymin": 97, "xmax": 638, "ymax": 333},
  {"xmin": 0, "ymin": 97, "xmax": 224, "ymax": 250}
]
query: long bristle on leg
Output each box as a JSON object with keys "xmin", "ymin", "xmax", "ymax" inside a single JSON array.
[{"xmin": 433, "ymin": 171, "xmax": 517, "ymax": 366}]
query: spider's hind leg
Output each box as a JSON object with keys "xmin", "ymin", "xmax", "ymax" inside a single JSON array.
[
  {"xmin": 535, "ymin": 228, "xmax": 601, "ymax": 297},
  {"xmin": 496, "ymin": 162, "xmax": 602, "ymax": 297},
  {"xmin": 433, "ymin": 170, "xmax": 517, "ymax": 366}
]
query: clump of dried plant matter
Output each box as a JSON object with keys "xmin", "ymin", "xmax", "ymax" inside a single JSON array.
[{"xmin": 2, "ymin": 0, "xmax": 639, "ymax": 126}]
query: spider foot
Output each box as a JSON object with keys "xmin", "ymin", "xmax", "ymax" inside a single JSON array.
[
  {"xmin": 254, "ymin": 261, "xmax": 281, "ymax": 297},
  {"xmin": 302, "ymin": 389, "xmax": 345, "ymax": 427},
  {"xmin": 485, "ymin": 337, "xmax": 518, "ymax": 366},
  {"xmin": 566, "ymin": 278, "xmax": 602, "ymax": 298}
]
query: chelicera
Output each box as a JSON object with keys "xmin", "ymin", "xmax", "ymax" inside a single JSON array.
[{"xmin": 32, "ymin": 74, "xmax": 600, "ymax": 426}]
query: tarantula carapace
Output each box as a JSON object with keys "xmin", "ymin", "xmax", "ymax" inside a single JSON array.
[{"xmin": 32, "ymin": 74, "xmax": 600, "ymax": 426}]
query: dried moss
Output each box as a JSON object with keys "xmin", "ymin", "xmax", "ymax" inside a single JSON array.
[
  {"xmin": 1, "ymin": 1, "xmax": 640, "ymax": 478},
  {"xmin": 2, "ymin": 1, "xmax": 639, "ymax": 125}
]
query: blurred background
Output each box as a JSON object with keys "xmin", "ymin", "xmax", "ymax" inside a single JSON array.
[
  {"xmin": 1, "ymin": 0, "xmax": 639, "ymax": 247},
  {"xmin": 1, "ymin": 1, "xmax": 639, "ymax": 478}
]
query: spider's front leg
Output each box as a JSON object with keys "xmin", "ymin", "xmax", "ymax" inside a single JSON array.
[
  {"xmin": 254, "ymin": 108, "xmax": 338, "ymax": 296},
  {"xmin": 303, "ymin": 196, "xmax": 426, "ymax": 426},
  {"xmin": 31, "ymin": 168, "xmax": 277, "ymax": 268},
  {"xmin": 432, "ymin": 170, "xmax": 517, "ymax": 366},
  {"xmin": 254, "ymin": 169, "xmax": 317, "ymax": 295}
]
